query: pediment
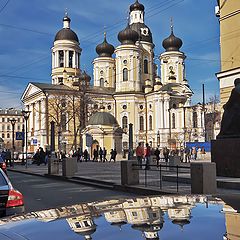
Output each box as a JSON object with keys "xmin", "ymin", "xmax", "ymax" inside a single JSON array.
[{"xmin": 21, "ymin": 83, "xmax": 43, "ymax": 101}]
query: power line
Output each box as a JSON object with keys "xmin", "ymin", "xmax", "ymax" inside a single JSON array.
[{"xmin": 0, "ymin": 0, "xmax": 10, "ymax": 14}]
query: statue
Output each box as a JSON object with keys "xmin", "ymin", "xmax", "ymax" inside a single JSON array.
[{"xmin": 217, "ymin": 78, "xmax": 240, "ymax": 139}]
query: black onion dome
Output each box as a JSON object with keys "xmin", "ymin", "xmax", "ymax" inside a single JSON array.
[
  {"xmin": 55, "ymin": 28, "xmax": 79, "ymax": 42},
  {"xmin": 162, "ymin": 27, "xmax": 183, "ymax": 52},
  {"xmin": 118, "ymin": 25, "xmax": 139, "ymax": 45},
  {"xmin": 130, "ymin": 0, "xmax": 145, "ymax": 12},
  {"xmin": 130, "ymin": 23, "xmax": 153, "ymax": 43},
  {"xmin": 96, "ymin": 34, "xmax": 115, "ymax": 57}
]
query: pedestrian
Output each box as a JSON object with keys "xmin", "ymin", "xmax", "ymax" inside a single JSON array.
[
  {"xmin": 109, "ymin": 149, "xmax": 117, "ymax": 162},
  {"xmin": 5, "ymin": 149, "xmax": 11, "ymax": 167},
  {"xmin": 103, "ymin": 147, "xmax": 107, "ymax": 162},
  {"xmin": 136, "ymin": 143, "xmax": 144, "ymax": 167},
  {"xmin": 163, "ymin": 147, "xmax": 169, "ymax": 163},
  {"xmin": 192, "ymin": 147, "xmax": 197, "ymax": 160},
  {"xmin": 38, "ymin": 147, "xmax": 46, "ymax": 165},
  {"xmin": 201, "ymin": 146, "xmax": 206, "ymax": 159},
  {"xmin": 154, "ymin": 147, "xmax": 160, "ymax": 167},
  {"xmin": 184, "ymin": 147, "xmax": 190, "ymax": 163},
  {"xmin": 83, "ymin": 149, "xmax": 88, "ymax": 162},
  {"xmin": 93, "ymin": 148, "xmax": 98, "ymax": 162},
  {"xmin": 76, "ymin": 148, "xmax": 82, "ymax": 162},
  {"xmin": 144, "ymin": 143, "xmax": 151, "ymax": 170},
  {"xmin": 99, "ymin": 147, "xmax": 103, "ymax": 162}
]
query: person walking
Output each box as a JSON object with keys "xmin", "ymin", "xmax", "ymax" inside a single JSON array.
[
  {"xmin": 99, "ymin": 147, "xmax": 103, "ymax": 162},
  {"xmin": 154, "ymin": 147, "xmax": 160, "ymax": 167},
  {"xmin": 103, "ymin": 147, "xmax": 107, "ymax": 162},
  {"xmin": 93, "ymin": 149, "xmax": 98, "ymax": 162},
  {"xmin": 83, "ymin": 149, "xmax": 88, "ymax": 162},
  {"xmin": 163, "ymin": 147, "xmax": 170, "ymax": 163},
  {"xmin": 109, "ymin": 149, "xmax": 117, "ymax": 162},
  {"xmin": 144, "ymin": 143, "xmax": 151, "ymax": 170},
  {"xmin": 136, "ymin": 143, "xmax": 144, "ymax": 167},
  {"xmin": 5, "ymin": 149, "xmax": 12, "ymax": 167}
]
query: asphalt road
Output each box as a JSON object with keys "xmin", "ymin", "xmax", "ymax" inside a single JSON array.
[{"xmin": 7, "ymin": 171, "xmax": 137, "ymax": 213}]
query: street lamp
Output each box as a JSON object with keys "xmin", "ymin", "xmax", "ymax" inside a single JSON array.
[
  {"xmin": 22, "ymin": 110, "xmax": 31, "ymax": 168},
  {"xmin": 9, "ymin": 118, "xmax": 17, "ymax": 165},
  {"xmin": 157, "ymin": 130, "xmax": 160, "ymax": 148}
]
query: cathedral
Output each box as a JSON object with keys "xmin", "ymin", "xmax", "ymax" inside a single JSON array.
[{"xmin": 22, "ymin": 0, "xmax": 205, "ymax": 155}]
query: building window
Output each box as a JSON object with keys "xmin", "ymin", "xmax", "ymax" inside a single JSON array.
[
  {"xmin": 2, "ymin": 133, "xmax": 4, "ymax": 138},
  {"xmin": 172, "ymin": 113, "xmax": 176, "ymax": 129},
  {"xmin": 2, "ymin": 125, "xmax": 4, "ymax": 131},
  {"xmin": 193, "ymin": 112, "xmax": 198, "ymax": 128},
  {"xmin": 123, "ymin": 59, "xmax": 127, "ymax": 65},
  {"xmin": 123, "ymin": 68, "xmax": 128, "ymax": 81},
  {"xmin": 7, "ymin": 133, "xmax": 10, "ymax": 138},
  {"xmin": 144, "ymin": 59, "xmax": 148, "ymax": 74},
  {"xmin": 139, "ymin": 116, "xmax": 144, "ymax": 131},
  {"xmin": 122, "ymin": 116, "xmax": 128, "ymax": 129},
  {"xmin": 100, "ymin": 78, "xmax": 104, "ymax": 87},
  {"xmin": 59, "ymin": 50, "xmax": 64, "ymax": 67},
  {"xmin": 17, "ymin": 125, "xmax": 21, "ymax": 131},
  {"xmin": 107, "ymin": 105, "xmax": 111, "ymax": 110},
  {"xmin": 7, "ymin": 125, "xmax": 10, "ymax": 130},
  {"xmin": 149, "ymin": 115, "xmax": 153, "ymax": 130},
  {"xmin": 69, "ymin": 51, "xmax": 73, "ymax": 68},
  {"xmin": 58, "ymin": 77, "xmax": 63, "ymax": 84},
  {"xmin": 123, "ymin": 105, "xmax": 127, "ymax": 110},
  {"xmin": 2, "ymin": 118, "xmax": 4, "ymax": 122}
]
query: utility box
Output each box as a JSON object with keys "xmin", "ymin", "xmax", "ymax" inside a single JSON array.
[{"xmin": 191, "ymin": 162, "xmax": 217, "ymax": 194}]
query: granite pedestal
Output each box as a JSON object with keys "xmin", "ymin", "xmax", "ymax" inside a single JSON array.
[{"xmin": 211, "ymin": 138, "xmax": 240, "ymax": 177}]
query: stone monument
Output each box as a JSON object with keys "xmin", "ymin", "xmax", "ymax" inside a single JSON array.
[{"xmin": 211, "ymin": 78, "xmax": 240, "ymax": 177}]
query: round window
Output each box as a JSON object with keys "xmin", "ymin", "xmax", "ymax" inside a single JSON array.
[
  {"xmin": 107, "ymin": 105, "xmax": 111, "ymax": 110},
  {"xmin": 140, "ymin": 105, "xmax": 144, "ymax": 110},
  {"xmin": 149, "ymin": 104, "xmax": 152, "ymax": 109},
  {"xmin": 123, "ymin": 105, "xmax": 127, "ymax": 110},
  {"xmin": 123, "ymin": 60, "xmax": 127, "ymax": 65},
  {"xmin": 100, "ymin": 70, "xmax": 104, "ymax": 75}
]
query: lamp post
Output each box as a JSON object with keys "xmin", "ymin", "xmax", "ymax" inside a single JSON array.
[
  {"xmin": 157, "ymin": 130, "xmax": 160, "ymax": 148},
  {"xmin": 9, "ymin": 118, "xmax": 17, "ymax": 165},
  {"xmin": 22, "ymin": 110, "xmax": 30, "ymax": 168}
]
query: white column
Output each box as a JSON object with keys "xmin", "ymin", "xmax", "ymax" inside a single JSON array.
[
  {"xmin": 164, "ymin": 98, "xmax": 170, "ymax": 129},
  {"xmin": 40, "ymin": 98, "xmax": 47, "ymax": 147}
]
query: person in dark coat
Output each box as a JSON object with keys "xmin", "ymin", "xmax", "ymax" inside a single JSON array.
[
  {"xmin": 5, "ymin": 149, "xmax": 12, "ymax": 167},
  {"xmin": 38, "ymin": 147, "xmax": 46, "ymax": 166},
  {"xmin": 103, "ymin": 147, "xmax": 107, "ymax": 162},
  {"xmin": 83, "ymin": 149, "xmax": 88, "ymax": 162},
  {"xmin": 154, "ymin": 148, "xmax": 160, "ymax": 167},
  {"xmin": 99, "ymin": 147, "xmax": 103, "ymax": 162}
]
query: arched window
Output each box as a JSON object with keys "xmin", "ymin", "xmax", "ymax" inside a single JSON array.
[
  {"xmin": 59, "ymin": 50, "xmax": 64, "ymax": 67},
  {"xmin": 172, "ymin": 113, "xmax": 176, "ymax": 129},
  {"xmin": 2, "ymin": 133, "xmax": 4, "ymax": 138},
  {"xmin": 149, "ymin": 115, "xmax": 153, "ymax": 130},
  {"xmin": 139, "ymin": 116, "xmax": 144, "ymax": 131},
  {"xmin": 123, "ymin": 68, "xmax": 128, "ymax": 81},
  {"xmin": 193, "ymin": 112, "xmax": 198, "ymax": 128},
  {"xmin": 100, "ymin": 78, "xmax": 104, "ymax": 87},
  {"xmin": 144, "ymin": 59, "xmax": 148, "ymax": 74},
  {"xmin": 122, "ymin": 116, "xmax": 128, "ymax": 129},
  {"xmin": 7, "ymin": 133, "xmax": 10, "ymax": 138}
]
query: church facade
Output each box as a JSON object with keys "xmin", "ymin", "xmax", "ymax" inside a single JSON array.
[{"xmin": 22, "ymin": 0, "xmax": 205, "ymax": 155}]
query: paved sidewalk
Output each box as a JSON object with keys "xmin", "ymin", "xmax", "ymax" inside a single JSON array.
[{"xmin": 8, "ymin": 160, "xmax": 240, "ymax": 195}]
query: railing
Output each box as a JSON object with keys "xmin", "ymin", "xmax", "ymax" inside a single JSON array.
[{"xmin": 132, "ymin": 162, "xmax": 191, "ymax": 193}]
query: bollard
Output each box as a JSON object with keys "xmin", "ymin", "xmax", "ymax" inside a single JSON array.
[
  {"xmin": 62, "ymin": 158, "xmax": 77, "ymax": 178},
  {"xmin": 191, "ymin": 162, "xmax": 217, "ymax": 194},
  {"xmin": 121, "ymin": 160, "xmax": 139, "ymax": 185},
  {"xmin": 48, "ymin": 157, "xmax": 60, "ymax": 175}
]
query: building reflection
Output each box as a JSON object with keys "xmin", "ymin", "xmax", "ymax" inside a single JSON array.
[{"xmin": 0, "ymin": 195, "xmax": 228, "ymax": 240}]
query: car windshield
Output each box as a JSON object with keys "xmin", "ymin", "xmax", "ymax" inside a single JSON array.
[{"xmin": 0, "ymin": 171, "xmax": 7, "ymax": 187}]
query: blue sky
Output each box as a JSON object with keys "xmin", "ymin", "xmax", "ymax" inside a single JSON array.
[{"xmin": 0, "ymin": 0, "xmax": 220, "ymax": 108}]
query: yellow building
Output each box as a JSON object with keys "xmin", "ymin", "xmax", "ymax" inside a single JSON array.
[
  {"xmin": 216, "ymin": 0, "xmax": 240, "ymax": 106},
  {"xmin": 22, "ymin": 1, "xmax": 207, "ymax": 156}
]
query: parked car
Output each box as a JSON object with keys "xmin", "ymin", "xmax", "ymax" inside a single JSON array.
[
  {"xmin": 0, "ymin": 157, "xmax": 7, "ymax": 175},
  {"xmin": 0, "ymin": 195, "xmax": 237, "ymax": 239},
  {"xmin": 0, "ymin": 168, "xmax": 24, "ymax": 217}
]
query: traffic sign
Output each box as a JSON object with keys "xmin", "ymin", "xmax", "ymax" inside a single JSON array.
[{"xmin": 16, "ymin": 132, "xmax": 24, "ymax": 140}]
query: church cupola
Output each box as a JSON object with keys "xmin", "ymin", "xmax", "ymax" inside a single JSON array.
[
  {"xmin": 51, "ymin": 12, "xmax": 82, "ymax": 86},
  {"xmin": 96, "ymin": 33, "xmax": 115, "ymax": 57},
  {"xmin": 162, "ymin": 25, "xmax": 183, "ymax": 52},
  {"xmin": 118, "ymin": 25, "xmax": 139, "ymax": 45},
  {"xmin": 130, "ymin": 0, "xmax": 145, "ymax": 12}
]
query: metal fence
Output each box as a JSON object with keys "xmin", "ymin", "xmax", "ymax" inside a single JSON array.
[{"xmin": 132, "ymin": 162, "xmax": 191, "ymax": 193}]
